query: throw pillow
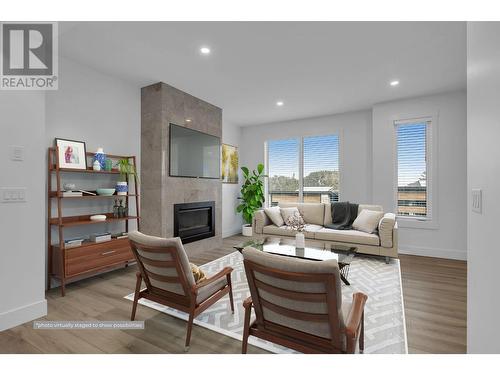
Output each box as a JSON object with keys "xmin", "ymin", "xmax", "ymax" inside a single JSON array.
[
  {"xmin": 284, "ymin": 211, "xmax": 306, "ymax": 231},
  {"xmin": 264, "ymin": 206, "xmax": 285, "ymax": 227},
  {"xmin": 190, "ymin": 263, "xmax": 206, "ymax": 283},
  {"xmin": 280, "ymin": 207, "xmax": 300, "ymax": 223},
  {"xmin": 352, "ymin": 209, "xmax": 385, "ymax": 234}
]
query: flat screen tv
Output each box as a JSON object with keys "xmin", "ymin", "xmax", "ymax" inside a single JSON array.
[{"xmin": 169, "ymin": 123, "xmax": 220, "ymax": 179}]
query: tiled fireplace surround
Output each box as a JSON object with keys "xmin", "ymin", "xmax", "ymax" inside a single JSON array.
[{"xmin": 141, "ymin": 82, "xmax": 223, "ymax": 256}]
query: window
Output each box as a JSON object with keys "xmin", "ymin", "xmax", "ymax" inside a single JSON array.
[
  {"xmin": 396, "ymin": 119, "xmax": 431, "ymax": 219},
  {"xmin": 303, "ymin": 135, "xmax": 340, "ymax": 203},
  {"xmin": 267, "ymin": 139, "xmax": 300, "ymax": 205},
  {"xmin": 267, "ymin": 135, "xmax": 340, "ymax": 206}
]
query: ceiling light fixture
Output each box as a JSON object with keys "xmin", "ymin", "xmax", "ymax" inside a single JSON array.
[
  {"xmin": 185, "ymin": 118, "xmax": 192, "ymax": 123},
  {"xmin": 276, "ymin": 101, "xmax": 284, "ymax": 107},
  {"xmin": 200, "ymin": 47, "xmax": 211, "ymax": 55},
  {"xmin": 390, "ymin": 80, "xmax": 400, "ymax": 86}
]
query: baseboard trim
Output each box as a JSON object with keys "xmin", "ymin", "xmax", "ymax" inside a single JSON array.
[
  {"xmin": 222, "ymin": 228, "xmax": 242, "ymax": 238},
  {"xmin": 398, "ymin": 245, "xmax": 467, "ymax": 261},
  {"xmin": 0, "ymin": 299, "xmax": 47, "ymax": 332}
]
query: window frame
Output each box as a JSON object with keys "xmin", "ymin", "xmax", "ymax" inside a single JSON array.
[
  {"xmin": 393, "ymin": 115, "xmax": 439, "ymax": 229},
  {"xmin": 265, "ymin": 132, "xmax": 342, "ymax": 207}
]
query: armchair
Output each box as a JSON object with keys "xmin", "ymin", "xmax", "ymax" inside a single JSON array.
[
  {"xmin": 241, "ymin": 246, "xmax": 367, "ymax": 354},
  {"xmin": 128, "ymin": 231, "xmax": 234, "ymax": 351}
]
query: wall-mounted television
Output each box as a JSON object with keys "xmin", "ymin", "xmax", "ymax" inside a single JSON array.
[{"xmin": 169, "ymin": 123, "xmax": 220, "ymax": 179}]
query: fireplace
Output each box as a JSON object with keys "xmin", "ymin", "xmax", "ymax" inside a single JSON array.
[{"xmin": 174, "ymin": 201, "xmax": 215, "ymax": 244}]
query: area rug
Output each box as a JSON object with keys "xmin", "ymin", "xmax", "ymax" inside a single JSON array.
[{"xmin": 124, "ymin": 251, "xmax": 408, "ymax": 354}]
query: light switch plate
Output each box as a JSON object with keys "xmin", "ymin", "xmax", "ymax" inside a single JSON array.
[
  {"xmin": 472, "ymin": 189, "xmax": 482, "ymax": 213},
  {"xmin": 1, "ymin": 188, "xmax": 26, "ymax": 203},
  {"xmin": 10, "ymin": 145, "xmax": 24, "ymax": 161}
]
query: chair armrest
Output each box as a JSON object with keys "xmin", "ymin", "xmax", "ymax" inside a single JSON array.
[
  {"xmin": 378, "ymin": 213, "xmax": 396, "ymax": 248},
  {"xmin": 243, "ymin": 296, "xmax": 253, "ymax": 309},
  {"xmin": 253, "ymin": 209, "xmax": 270, "ymax": 234},
  {"xmin": 345, "ymin": 292, "xmax": 368, "ymax": 338},
  {"xmin": 192, "ymin": 266, "xmax": 233, "ymax": 292}
]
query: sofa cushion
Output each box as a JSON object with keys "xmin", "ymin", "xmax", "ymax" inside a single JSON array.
[
  {"xmin": 315, "ymin": 228, "xmax": 380, "ymax": 246},
  {"xmin": 280, "ymin": 207, "xmax": 300, "ymax": 223},
  {"xmin": 264, "ymin": 206, "xmax": 285, "ymax": 227},
  {"xmin": 263, "ymin": 224, "xmax": 323, "ymax": 239},
  {"xmin": 279, "ymin": 202, "xmax": 325, "ymax": 226},
  {"xmin": 358, "ymin": 204, "xmax": 383, "ymax": 214},
  {"xmin": 352, "ymin": 209, "xmax": 385, "ymax": 234}
]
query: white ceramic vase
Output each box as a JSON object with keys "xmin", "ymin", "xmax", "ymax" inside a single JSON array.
[
  {"xmin": 295, "ymin": 232, "xmax": 305, "ymax": 248},
  {"xmin": 242, "ymin": 224, "xmax": 253, "ymax": 237}
]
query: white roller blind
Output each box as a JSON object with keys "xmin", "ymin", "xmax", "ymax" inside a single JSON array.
[{"xmin": 396, "ymin": 120, "xmax": 431, "ymax": 218}]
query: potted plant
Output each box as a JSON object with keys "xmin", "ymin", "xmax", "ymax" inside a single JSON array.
[
  {"xmin": 116, "ymin": 158, "xmax": 139, "ymax": 195},
  {"xmin": 236, "ymin": 163, "xmax": 266, "ymax": 236}
]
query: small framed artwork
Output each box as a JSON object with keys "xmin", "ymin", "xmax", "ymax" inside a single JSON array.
[
  {"xmin": 55, "ymin": 138, "xmax": 87, "ymax": 170},
  {"xmin": 221, "ymin": 143, "xmax": 239, "ymax": 184}
]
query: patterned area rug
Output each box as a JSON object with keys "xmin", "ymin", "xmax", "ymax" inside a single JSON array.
[{"xmin": 124, "ymin": 251, "xmax": 407, "ymax": 354}]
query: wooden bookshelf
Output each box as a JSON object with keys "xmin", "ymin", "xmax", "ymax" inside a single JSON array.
[{"xmin": 47, "ymin": 147, "xmax": 140, "ymax": 296}]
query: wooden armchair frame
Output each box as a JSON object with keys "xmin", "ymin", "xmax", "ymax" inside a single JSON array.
[
  {"xmin": 129, "ymin": 239, "xmax": 234, "ymax": 351},
  {"xmin": 242, "ymin": 258, "xmax": 367, "ymax": 354}
]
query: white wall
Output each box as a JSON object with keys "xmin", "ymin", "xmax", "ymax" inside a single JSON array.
[
  {"xmin": 222, "ymin": 122, "xmax": 243, "ymax": 237},
  {"xmin": 240, "ymin": 110, "xmax": 373, "ymax": 205},
  {"xmin": 372, "ymin": 91, "xmax": 467, "ymax": 260},
  {"xmin": 467, "ymin": 22, "xmax": 500, "ymax": 353},
  {"xmin": 45, "ymin": 57, "xmax": 141, "ymax": 280},
  {"xmin": 0, "ymin": 92, "xmax": 47, "ymax": 331}
]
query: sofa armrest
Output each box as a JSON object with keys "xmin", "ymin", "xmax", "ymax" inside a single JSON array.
[
  {"xmin": 253, "ymin": 209, "xmax": 270, "ymax": 234},
  {"xmin": 378, "ymin": 213, "xmax": 396, "ymax": 248}
]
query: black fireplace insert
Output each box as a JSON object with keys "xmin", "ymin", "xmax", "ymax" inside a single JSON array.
[{"xmin": 173, "ymin": 201, "xmax": 215, "ymax": 244}]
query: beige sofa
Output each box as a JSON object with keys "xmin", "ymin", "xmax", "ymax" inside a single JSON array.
[{"xmin": 252, "ymin": 202, "xmax": 398, "ymax": 262}]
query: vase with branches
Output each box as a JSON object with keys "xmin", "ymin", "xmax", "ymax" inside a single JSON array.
[{"xmin": 236, "ymin": 163, "xmax": 266, "ymax": 236}]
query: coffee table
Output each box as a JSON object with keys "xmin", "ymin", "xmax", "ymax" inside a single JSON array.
[{"xmin": 234, "ymin": 237, "xmax": 357, "ymax": 285}]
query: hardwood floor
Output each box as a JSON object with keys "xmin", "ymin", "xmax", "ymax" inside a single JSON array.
[{"xmin": 0, "ymin": 235, "xmax": 467, "ymax": 354}]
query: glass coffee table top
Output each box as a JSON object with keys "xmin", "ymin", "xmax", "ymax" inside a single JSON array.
[{"xmin": 234, "ymin": 237, "xmax": 357, "ymax": 285}]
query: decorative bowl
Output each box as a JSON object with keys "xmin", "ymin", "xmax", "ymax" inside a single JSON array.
[
  {"xmin": 90, "ymin": 214, "xmax": 107, "ymax": 221},
  {"xmin": 96, "ymin": 188, "xmax": 116, "ymax": 196}
]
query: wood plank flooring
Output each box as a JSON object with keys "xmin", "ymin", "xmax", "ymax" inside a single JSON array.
[{"xmin": 0, "ymin": 235, "xmax": 467, "ymax": 354}]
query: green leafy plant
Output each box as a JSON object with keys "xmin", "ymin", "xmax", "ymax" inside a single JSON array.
[
  {"xmin": 236, "ymin": 163, "xmax": 266, "ymax": 224},
  {"xmin": 116, "ymin": 159, "xmax": 139, "ymax": 183}
]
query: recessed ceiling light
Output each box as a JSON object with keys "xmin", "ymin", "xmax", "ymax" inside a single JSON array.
[
  {"xmin": 185, "ymin": 118, "xmax": 192, "ymax": 122},
  {"xmin": 390, "ymin": 80, "xmax": 400, "ymax": 86},
  {"xmin": 276, "ymin": 101, "xmax": 284, "ymax": 107},
  {"xmin": 200, "ymin": 47, "xmax": 211, "ymax": 55}
]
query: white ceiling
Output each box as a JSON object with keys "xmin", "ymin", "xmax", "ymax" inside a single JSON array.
[{"xmin": 59, "ymin": 22, "xmax": 466, "ymax": 126}]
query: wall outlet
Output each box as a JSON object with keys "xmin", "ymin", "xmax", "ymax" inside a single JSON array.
[
  {"xmin": 1, "ymin": 188, "xmax": 26, "ymax": 203},
  {"xmin": 10, "ymin": 145, "xmax": 24, "ymax": 161},
  {"xmin": 472, "ymin": 188, "xmax": 482, "ymax": 213}
]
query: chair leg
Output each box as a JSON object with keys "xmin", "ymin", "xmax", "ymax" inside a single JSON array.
[
  {"xmin": 359, "ymin": 312, "xmax": 365, "ymax": 354},
  {"xmin": 242, "ymin": 301, "xmax": 252, "ymax": 354},
  {"xmin": 227, "ymin": 274, "xmax": 235, "ymax": 314},
  {"xmin": 185, "ymin": 309, "xmax": 195, "ymax": 351},
  {"xmin": 131, "ymin": 272, "xmax": 142, "ymax": 321}
]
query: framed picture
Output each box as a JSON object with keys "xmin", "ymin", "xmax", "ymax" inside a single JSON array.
[
  {"xmin": 55, "ymin": 138, "xmax": 87, "ymax": 170},
  {"xmin": 221, "ymin": 143, "xmax": 239, "ymax": 184}
]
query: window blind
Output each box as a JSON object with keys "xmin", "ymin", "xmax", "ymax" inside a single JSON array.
[
  {"xmin": 396, "ymin": 120, "xmax": 431, "ymax": 218},
  {"xmin": 267, "ymin": 138, "xmax": 299, "ymax": 206},
  {"xmin": 303, "ymin": 135, "xmax": 340, "ymax": 203}
]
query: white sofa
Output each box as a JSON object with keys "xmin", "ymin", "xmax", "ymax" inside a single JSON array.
[{"xmin": 252, "ymin": 202, "xmax": 398, "ymax": 261}]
